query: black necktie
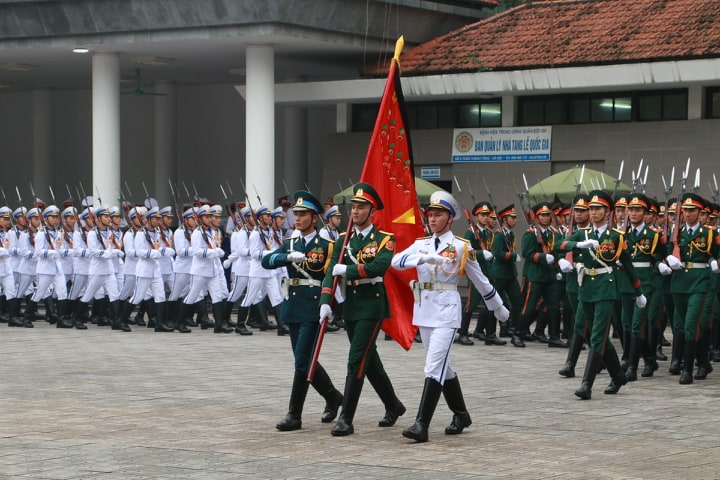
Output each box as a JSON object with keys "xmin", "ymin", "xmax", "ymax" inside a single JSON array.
[
  {"xmin": 435, "ymin": 237, "xmax": 440, "ymax": 250},
  {"xmin": 300, "ymin": 237, "xmax": 306, "ymax": 249},
  {"xmin": 635, "ymin": 228, "xmax": 640, "ymax": 236},
  {"xmin": 595, "ymin": 229, "xmax": 600, "ymax": 238},
  {"xmin": 357, "ymin": 233, "xmax": 363, "ymax": 241}
]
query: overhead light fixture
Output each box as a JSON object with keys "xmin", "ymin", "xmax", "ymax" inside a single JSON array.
[
  {"xmin": 73, "ymin": 48, "xmax": 90, "ymax": 54},
  {"xmin": 228, "ymin": 68, "xmax": 246, "ymax": 76},
  {"xmin": 0, "ymin": 63, "xmax": 34, "ymax": 72},
  {"xmin": 132, "ymin": 56, "xmax": 176, "ymax": 66}
]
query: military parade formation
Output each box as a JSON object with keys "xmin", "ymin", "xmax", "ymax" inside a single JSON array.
[{"xmin": 3, "ymin": 160, "xmax": 720, "ymax": 442}]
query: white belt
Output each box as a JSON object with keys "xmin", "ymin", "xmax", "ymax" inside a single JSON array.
[
  {"xmin": 281, "ymin": 277, "xmax": 321, "ymax": 300},
  {"xmin": 411, "ymin": 281, "xmax": 457, "ymax": 291},
  {"xmin": 347, "ymin": 277, "xmax": 383, "ymax": 286},
  {"xmin": 632, "ymin": 262, "xmax": 652, "ymax": 268},
  {"xmin": 681, "ymin": 262, "xmax": 709, "ymax": 269}
]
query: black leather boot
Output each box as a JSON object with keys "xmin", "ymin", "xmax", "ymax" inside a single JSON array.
[
  {"xmin": 366, "ymin": 369, "xmax": 405, "ymax": 427},
  {"xmin": 254, "ymin": 301, "xmax": 275, "ymax": 331},
  {"xmin": 273, "ymin": 306, "xmax": 289, "ymax": 336},
  {"xmin": 402, "ymin": 377, "xmax": 443, "ymax": 442},
  {"xmin": 146, "ymin": 299, "xmax": 157, "ymax": 328},
  {"xmin": 111, "ymin": 300, "xmax": 131, "ymax": 332},
  {"xmin": 44, "ymin": 297, "xmax": 58, "ymax": 324},
  {"xmin": 276, "ymin": 371, "xmax": 310, "ymax": 431},
  {"xmin": 625, "ymin": 336, "xmax": 641, "ymax": 382},
  {"xmin": 547, "ymin": 311, "xmax": 567, "ymax": 348},
  {"xmin": 56, "ymin": 299, "xmax": 75, "ymax": 328},
  {"xmin": 442, "ymin": 375, "xmax": 472, "ymax": 435},
  {"xmin": 212, "ymin": 302, "xmax": 233, "ymax": 333},
  {"xmin": 23, "ymin": 299, "xmax": 39, "ymax": 324},
  {"xmin": 234, "ymin": 304, "xmax": 252, "ymax": 335},
  {"xmin": 603, "ymin": 343, "xmax": 628, "ymax": 394},
  {"xmin": 484, "ymin": 313, "xmax": 507, "ymax": 345},
  {"xmin": 456, "ymin": 310, "xmax": 474, "ymax": 345},
  {"xmin": 694, "ymin": 329, "xmax": 713, "ymax": 380},
  {"xmin": 312, "ymin": 364, "xmax": 343, "ymax": 423},
  {"xmin": 197, "ymin": 298, "xmax": 214, "ymax": 329},
  {"xmin": 511, "ymin": 314, "xmax": 529, "ymax": 347},
  {"xmin": 679, "ymin": 339, "xmax": 695, "ymax": 384},
  {"xmin": 472, "ymin": 310, "xmax": 486, "ymax": 341},
  {"xmin": 0, "ymin": 295, "xmax": 8, "ymax": 322},
  {"xmin": 620, "ymin": 329, "xmax": 631, "ymax": 372},
  {"xmin": 331, "ymin": 375, "xmax": 364, "ymax": 436},
  {"xmin": 132, "ymin": 299, "xmax": 147, "ymax": 326},
  {"xmin": 154, "ymin": 302, "xmax": 173, "ymax": 332},
  {"xmin": 559, "ymin": 333, "xmax": 585, "ymax": 378},
  {"xmin": 669, "ymin": 331, "xmax": 684, "ymax": 375},
  {"xmin": 575, "ymin": 350, "xmax": 601, "ymax": 400},
  {"xmin": 174, "ymin": 302, "xmax": 192, "ymax": 333},
  {"xmin": 642, "ymin": 327, "xmax": 659, "ymax": 376},
  {"xmin": 7, "ymin": 297, "xmax": 28, "ymax": 327}
]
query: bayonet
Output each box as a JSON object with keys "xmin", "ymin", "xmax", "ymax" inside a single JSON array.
[{"xmin": 48, "ymin": 185, "xmax": 56, "ymax": 206}]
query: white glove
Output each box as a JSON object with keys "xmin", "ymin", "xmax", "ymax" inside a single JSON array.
[
  {"xmin": 712, "ymin": 259, "xmax": 720, "ymax": 273},
  {"xmin": 163, "ymin": 248, "xmax": 175, "ymax": 257},
  {"xmin": 514, "ymin": 254, "xmax": 522, "ymax": 263},
  {"xmin": 482, "ymin": 250, "xmax": 493, "ymax": 261},
  {"xmin": 332, "ymin": 264, "xmax": 347, "ymax": 276},
  {"xmin": 558, "ymin": 258, "xmax": 573, "ymax": 273},
  {"xmin": 287, "ymin": 251, "xmax": 306, "ymax": 263},
  {"xmin": 657, "ymin": 263, "xmax": 673, "ymax": 276},
  {"xmin": 420, "ymin": 254, "xmax": 446, "ymax": 265},
  {"xmin": 116, "ymin": 249, "xmax": 125, "ymax": 259},
  {"xmin": 319, "ymin": 304, "xmax": 333, "ymax": 323},
  {"xmin": 260, "ymin": 250, "xmax": 271, "ymax": 258},
  {"xmin": 636, "ymin": 294, "xmax": 647, "ymax": 309},
  {"xmin": 576, "ymin": 239, "xmax": 599, "ymax": 249},
  {"xmin": 545, "ymin": 254, "xmax": 555, "ymax": 264},
  {"xmin": 616, "ymin": 260, "xmax": 623, "ymax": 267},
  {"xmin": 63, "ymin": 248, "xmax": 74, "ymax": 257},
  {"xmin": 666, "ymin": 255, "xmax": 682, "ymax": 270},
  {"xmin": 0, "ymin": 247, "xmax": 8, "ymax": 257},
  {"xmin": 46, "ymin": 250, "xmax": 59, "ymax": 259},
  {"xmin": 213, "ymin": 248, "xmax": 224, "ymax": 259},
  {"xmin": 222, "ymin": 259, "xmax": 232, "ymax": 269},
  {"xmin": 493, "ymin": 305, "xmax": 510, "ymax": 322},
  {"xmin": 555, "ymin": 273, "xmax": 563, "ymax": 281},
  {"xmin": 150, "ymin": 250, "xmax": 161, "ymax": 259}
]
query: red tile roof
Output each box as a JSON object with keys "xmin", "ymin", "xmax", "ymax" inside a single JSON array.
[{"xmin": 397, "ymin": 0, "xmax": 720, "ymax": 76}]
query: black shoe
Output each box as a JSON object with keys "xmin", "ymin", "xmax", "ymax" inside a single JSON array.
[
  {"xmin": 276, "ymin": 413, "xmax": 302, "ymax": 432},
  {"xmin": 511, "ymin": 335, "xmax": 526, "ymax": 347},
  {"xmin": 331, "ymin": 417, "xmax": 354, "ymax": 436},
  {"xmin": 625, "ymin": 367, "xmax": 638, "ymax": 382},
  {"xmin": 656, "ymin": 345, "xmax": 668, "ymax": 361},
  {"xmin": 694, "ymin": 365, "xmax": 710, "ymax": 380},
  {"xmin": 574, "ymin": 382, "xmax": 592, "ymax": 400},
  {"xmin": 679, "ymin": 370, "xmax": 693, "ymax": 384},
  {"xmin": 604, "ymin": 374, "xmax": 627, "ymax": 394},
  {"xmin": 214, "ymin": 325, "xmax": 233, "ymax": 333},
  {"xmin": 378, "ymin": 401, "xmax": 406, "ymax": 427},
  {"xmin": 471, "ymin": 331, "xmax": 486, "ymax": 341},
  {"xmin": 484, "ymin": 334, "xmax": 506, "ymax": 346},
  {"xmin": 661, "ymin": 335, "xmax": 671, "ymax": 347},
  {"xmin": 668, "ymin": 359, "xmax": 680, "ymax": 375},
  {"xmin": 235, "ymin": 325, "xmax": 253, "ymax": 336},
  {"xmin": 641, "ymin": 361, "xmax": 658, "ymax": 377},
  {"xmin": 321, "ymin": 390, "xmax": 343, "ymax": 424},
  {"xmin": 454, "ymin": 334, "xmax": 474, "ymax": 346},
  {"xmin": 548, "ymin": 337, "xmax": 568, "ymax": 348},
  {"xmin": 558, "ymin": 363, "xmax": 575, "ymax": 378},
  {"xmin": 532, "ymin": 332, "xmax": 549, "ymax": 343},
  {"xmin": 498, "ymin": 322, "xmax": 510, "ymax": 338},
  {"xmin": 325, "ymin": 323, "xmax": 340, "ymax": 333},
  {"xmin": 444, "ymin": 411, "xmax": 471, "ymax": 435},
  {"xmin": 713, "ymin": 349, "xmax": 720, "ymax": 363},
  {"xmin": 277, "ymin": 323, "xmax": 290, "ymax": 336},
  {"xmin": 620, "ymin": 359, "xmax": 629, "ymax": 372}
]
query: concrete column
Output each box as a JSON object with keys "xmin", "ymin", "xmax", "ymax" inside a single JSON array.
[
  {"xmin": 245, "ymin": 45, "xmax": 275, "ymax": 207},
  {"xmin": 336, "ymin": 103, "xmax": 350, "ymax": 133},
  {"xmin": 688, "ymin": 85, "xmax": 703, "ymax": 120},
  {"xmin": 154, "ymin": 81, "xmax": 176, "ymax": 208},
  {"xmin": 32, "ymin": 89, "xmax": 53, "ymax": 202},
  {"xmin": 92, "ymin": 53, "xmax": 120, "ymax": 207},
  {"xmin": 502, "ymin": 95, "xmax": 516, "ymax": 127},
  {"xmin": 282, "ymin": 75, "xmax": 308, "ymax": 194}
]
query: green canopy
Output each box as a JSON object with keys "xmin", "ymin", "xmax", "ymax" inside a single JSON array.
[
  {"xmin": 333, "ymin": 177, "xmax": 447, "ymax": 205},
  {"xmin": 525, "ymin": 166, "xmax": 631, "ymax": 205}
]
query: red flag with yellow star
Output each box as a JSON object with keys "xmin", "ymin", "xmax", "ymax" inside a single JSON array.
[{"xmin": 359, "ymin": 36, "xmax": 424, "ymax": 350}]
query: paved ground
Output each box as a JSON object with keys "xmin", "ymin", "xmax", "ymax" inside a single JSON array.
[{"xmin": 1, "ymin": 320, "xmax": 719, "ymax": 480}]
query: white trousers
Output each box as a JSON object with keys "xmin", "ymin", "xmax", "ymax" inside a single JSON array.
[
  {"xmin": 32, "ymin": 272, "xmax": 68, "ymax": 301},
  {"xmin": 418, "ymin": 326, "xmax": 457, "ymax": 385},
  {"xmin": 81, "ymin": 274, "xmax": 120, "ymax": 302},
  {"xmin": 184, "ymin": 274, "xmax": 227, "ymax": 305},
  {"xmin": 241, "ymin": 275, "xmax": 283, "ymax": 308},
  {"xmin": 227, "ymin": 274, "xmax": 249, "ymax": 303}
]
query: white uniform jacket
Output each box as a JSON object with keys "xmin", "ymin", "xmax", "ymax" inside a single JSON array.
[
  {"xmin": 72, "ymin": 230, "xmax": 91, "ymax": 275},
  {"xmin": 17, "ymin": 230, "xmax": 39, "ymax": 276},
  {"xmin": 189, "ymin": 227, "xmax": 224, "ymax": 278},
  {"xmin": 34, "ymin": 227, "xmax": 68, "ymax": 275},
  {"xmin": 121, "ymin": 230, "xmax": 138, "ymax": 276},
  {"xmin": 172, "ymin": 227, "xmax": 194, "ymax": 274},
  {"xmin": 134, "ymin": 228, "xmax": 173, "ymax": 279},
  {"xmin": 247, "ymin": 227, "xmax": 274, "ymax": 279},
  {"xmin": 87, "ymin": 228, "xmax": 119, "ymax": 276},
  {"xmin": 391, "ymin": 230, "xmax": 503, "ymax": 328},
  {"xmin": 227, "ymin": 229, "xmax": 251, "ymax": 276},
  {"xmin": 0, "ymin": 230, "xmax": 12, "ymax": 277}
]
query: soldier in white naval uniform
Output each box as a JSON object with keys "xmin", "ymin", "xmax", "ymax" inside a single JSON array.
[
  {"xmin": 167, "ymin": 207, "xmax": 197, "ymax": 333},
  {"xmin": 0, "ymin": 206, "xmax": 21, "ymax": 326},
  {"xmin": 391, "ymin": 191, "xmax": 509, "ymax": 443},
  {"xmin": 222, "ymin": 205, "xmax": 254, "ymax": 335}
]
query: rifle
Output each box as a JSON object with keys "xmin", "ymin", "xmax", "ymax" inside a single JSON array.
[
  {"xmin": 522, "ymin": 174, "xmax": 547, "ymax": 253},
  {"xmin": 608, "ymin": 162, "xmax": 626, "ymax": 230},
  {"xmin": 1, "ymin": 186, "xmax": 17, "ymax": 232},
  {"xmin": 482, "ymin": 177, "xmax": 512, "ymax": 247},
  {"xmin": 661, "ymin": 168, "xmax": 674, "ymax": 241},
  {"xmin": 30, "ymin": 182, "xmax": 56, "ymax": 253},
  {"xmin": 168, "ymin": 179, "xmax": 185, "ymax": 233},
  {"xmin": 181, "ymin": 181, "xmax": 212, "ymax": 249},
  {"xmin": 672, "ymin": 158, "xmax": 691, "ymax": 258},
  {"xmin": 453, "ymin": 176, "xmax": 485, "ymax": 249},
  {"xmin": 239, "ymin": 179, "xmax": 270, "ymax": 250},
  {"xmin": 225, "ymin": 180, "xmax": 250, "ymax": 233}
]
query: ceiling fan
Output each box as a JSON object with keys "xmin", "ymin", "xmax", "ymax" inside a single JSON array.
[{"xmin": 121, "ymin": 68, "xmax": 168, "ymax": 96}]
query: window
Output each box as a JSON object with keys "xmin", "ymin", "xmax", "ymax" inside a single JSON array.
[
  {"xmin": 638, "ymin": 90, "xmax": 687, "ymax": 121},
  {"xmin": 708, "ymin": 87, "xmax": 720, "ymax": 118}
]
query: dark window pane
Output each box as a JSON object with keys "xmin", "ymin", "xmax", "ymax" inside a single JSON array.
[
  {"xmin": 639, "ymin": 95, "xmax": 661, "ymax": 121},
  {"xmin": 545, "ymin": 98, "xmax": 566, "ymax": 124},
  {"xmin": 712, "ymin": 91, "xmax": 720, "ymax": 118},
  {"xmin": 458, "ymin": 103, "xmax": 480, "ymax": 127},
  {"xmin": 352, "ymin": 104, "xmax": 378, "ymax": 132},
  {"xmin": 520, "ymin": 99, "xmax": 544, "ymax": 125},
  {"xmin": 415, "ymin": 104, "xmax": 437, "ymax": 129},
  {"xmin": 614, "ymin": 97, "xmax": 632, "ymax": 121},
  {"xmin": 570, "ymin": 98, "xmax": 589, "ymax": 123},
  {"xmin": 480, "ymin": 102, "xmax": 502, "ymax": 126},
  {"xmin": 663, "ymin": 93, "xmax": 687, "ymax": 120},
  {"xmin": 437, "ymin": 104, "xmax": 454, "ymax": 128},
  {"xmin": 591, "ymin": 97, "xmax": 613, "ymax": 122}
]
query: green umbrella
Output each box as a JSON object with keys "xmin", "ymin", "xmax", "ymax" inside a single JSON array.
[
  {"xmin": 525, "ymin": 166, "xmax": 631, "ymax": 205},
  {"xmin": 333, "ymin": 177, "xmax": 447, "ymax": 205}
]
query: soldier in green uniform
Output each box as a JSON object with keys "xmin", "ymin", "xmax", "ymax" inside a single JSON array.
[
  {"xmin": 457, "ymin": 201, "xmax": 500, "ymax": 345},
  {"xmin": 319, "ymin": 182, "xmax": 405, "ymax": 436},
  {"xmin": 513, "ymin": 202, "xmax": 563, "ymax": 348},
  {"xmin": 557, "ymin": 194, "xmax": 591, "ymax": 378},
  {"xmin": 490, "ymin": 204, "xmax": 523, "ymax": 346},
  {"xmin": 557, "ymin": 190, "xmax": 647, "ymax": 400},
  {"xmin": 621, "ymin": 194, "xmax": 667, "ymax": 381},
  {"xmin": 262, "ymin": 190, "xmax": 344, "ymax": 431},
  {"xmin": 664, "ymin": 193, "xmax": 720, "ymax": 384}
]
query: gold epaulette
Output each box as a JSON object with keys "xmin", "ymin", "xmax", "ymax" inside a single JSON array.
[
  {"xmin": 417, "ymin": 235, "xmax": 432, "ymax": 240},
  {"xmin": 338, "ymin": 232, "xmax": 347, "ymax": 237},
  {"xmin": 579, "ymin": 226, "xmax": 592, "ymax": 231},
  {"xmin": 378, "ymin": 230, "xmax": 393, "ymax": 236},
  {"xmin": 455, "ymin": 236, "xmax": 470, "ymax": 243},
  {"xmin": 612, "ymin": 228, "xmax": 626, "ymax": 235}
]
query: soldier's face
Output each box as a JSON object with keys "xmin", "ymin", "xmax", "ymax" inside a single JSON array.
[
  {"xmin": 185, "ymin": 216, "xmax": 197, "ymax": 229},
  {"xmin": 293, "ymin": 210, "xmax": 316, "ymax": 235},
  {"xmin": 475, "ymin": 212, "xmax": 489, "ymax": 227},
  {"xmin": 503, "ymin": 216, "xmax": 518, "ymax": 229},
  {"xmin": 64, "ymin": 215, "xmax": 76, "ymax": 229},
  {"xmin": 426, "ymin": 208, "xmax": 451, "ymax": 235},
  {"xmin": 644, "ymin": 211, "xmax": 656, "ymax": 225},
  {"xmin": 16, "ymin": 216, "xmax": 27, "ymax": 227},
  {"xmin": 0, "ymin": 217, "xmax": 9, "ymax": 230},
  {"xmin": 589, "ymin": 206, "xmax": 607, "ymax": 224},
  {"xmin": 488, "ymin": 216, "xmax": 498, "ymax": 229},
  {"xmin": 211, "ymin": 215, "xmax": 222, "ymax": 228},
  {"xmin": 682, "ymin": 207, "xmax": 700, "ymax": 226},
  {"xmin": 98, "ymin": 214, "xmax": 111, "ymax": 227},
  {"xmin": 30, "ymin": 216, "xmax": 41, "ymax": 229},
  {"xmin": 536, "ymin": 212, "xmax": 551, "ymax": 227},
  {"xmin": 350, "ymin": 201, "xmax": 373, "ymax": 228},
  {"xmin": 148, "ymin": 216, "xmax": 161, "ymax": 229},
  {"xmin": 628, "ymin": 206, "xmax": 646, "ymax": 226},
  {"xmin": 201, "ymin": 215, "xmax": 213, "ymax": 228},
  {"xmin": 162, "ymin": 216, "xmax": 172, "ymax": 227},
  {"xmin": 699, "ymin": 211, "xmax": 709, "ymax": 224},
  {"xmin": 574, "ymin": 209, "xmax": 589, "ymax": 225},
  {"xmin": 273, "ymin": 217, "xmax": 284, "ymax": 229},
  {"xmin": 614, "ymin": 207, "xmax": 626, "ymax": 221},
  {"xmin": 329, "ymin": 215, "xmax": 341, "ymax": 228},
  {"xmin": 260, "ymin": 213, "xmax": 272, "ymax": 227},
  {"xmin": 111, "ymin": 216, "xmax": 121, "ymax": 227},
  {"xmin": 46, "ymin": 214, "xmax": 59, "ymax": 228}
]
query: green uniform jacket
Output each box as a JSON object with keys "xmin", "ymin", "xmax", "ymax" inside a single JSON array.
[
  {"xmin": 463, "ymin": 226, "xmax": 494, "ymax": 277},
  {"xmin": 262, "ymin": 233, "xmax": 333, "ymax": 323},
  {"xmin": 617, "ymin": 225, "xmax": 666, "ymax": 295},
  {"xmin": 491, "ymin": 227, "xmax": 519, "ymax": 280},
  {"xmin": 319, "ymin": 226, "xmax": 394, "ymax": 321},
  {"xmin": 521, "ymin": 227, "xmax": 560, "ymax": 282},
  {"xmin": 558, "ymin": 227, "xmax": 643, "ymax": 302},
  {"xmin": 667, "ymin": 224, "xmax": 720, "ymax": 294}
]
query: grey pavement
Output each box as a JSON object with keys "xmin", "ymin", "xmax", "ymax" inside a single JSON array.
[{"xmin": 1, "ymin": 321, "xmax": 719, "ymax": 480}]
